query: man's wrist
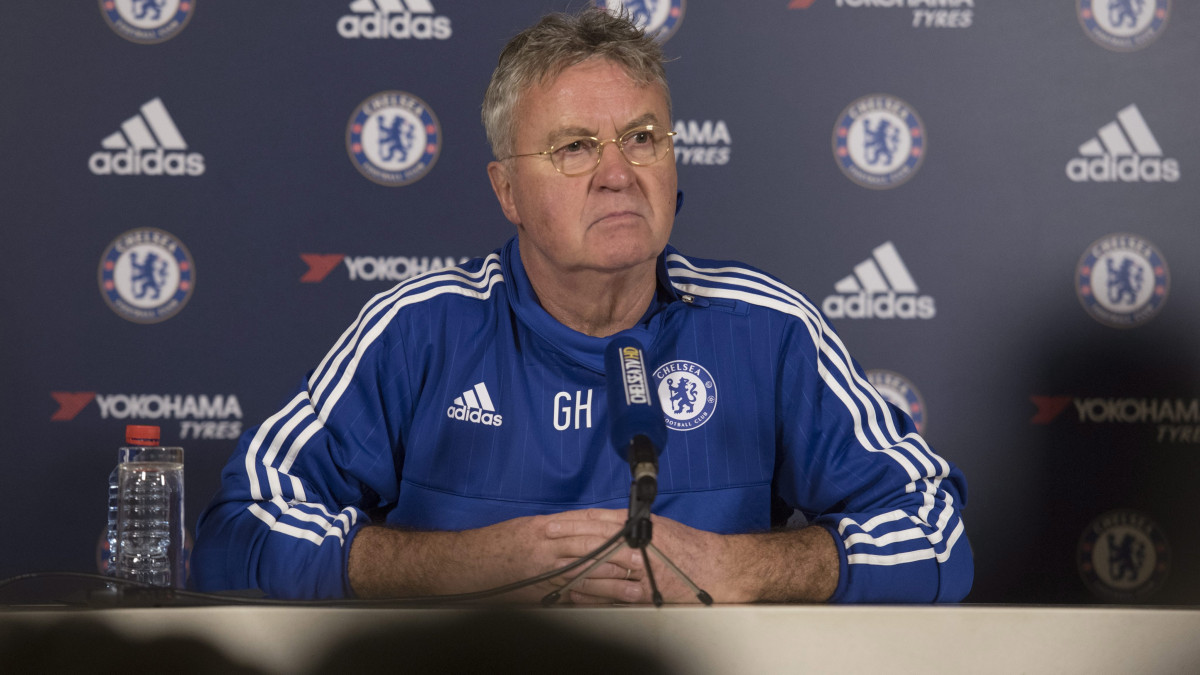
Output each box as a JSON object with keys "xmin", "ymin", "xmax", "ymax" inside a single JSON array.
[
  {"xmin": 719, "ymin": 526, "xmax": 839, "ymax": 603},
  {"xmin": 348, "ymin": 525, "xmax": 462, "ymax": 598}
]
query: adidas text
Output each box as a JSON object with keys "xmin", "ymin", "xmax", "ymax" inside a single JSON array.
[
  {"xmin": 338, "ymin": 13, "xmax": 451, "ymax": 39},
  {"xmin": 1066, "ymin": 156, "xmax": 1180, "ymax": 183},
  {"xmin": 822, "ymin": 292, "xmax": 936, "ymax": 320},
  {"xmin": 88, "ymin": 148, "xmax": 205, "ymax": 176},
  {"xmin": 446, "ymin": 405, "xmax": 503, "ymax": 427},
  {"xmin": 1069, "ymin": 105, "xmax": 1178, "ymax": 183}
]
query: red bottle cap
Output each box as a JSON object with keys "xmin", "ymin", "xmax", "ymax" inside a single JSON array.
[{"xmin": 126, "ymin": 425, "xmax": 161, "ymax": 446}]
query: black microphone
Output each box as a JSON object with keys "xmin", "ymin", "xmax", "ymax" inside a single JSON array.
[
  {"xmin": 554, "ymin": 337, "xmax": 711, "ymax": 607},
  {"xmin": 605, "ymin": 336, "xmax": 666, "ymax": 506}
]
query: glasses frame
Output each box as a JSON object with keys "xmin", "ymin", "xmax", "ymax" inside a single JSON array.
[{"xmin": 504, "ymin": 124, "xmax": 678, "ymax": 177}]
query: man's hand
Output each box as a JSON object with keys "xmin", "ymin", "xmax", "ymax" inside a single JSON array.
[
  {"xmin": 349, "ymin": 508, "xmax": 638, "ymax": 601},
  {"xmin": 546, "ymin": 511, "xmax": 839, "ymax": 604},
  {"xmin": 541, "ymin": 509, "xmax": 722, "ymax": 604},
  {"xmin": 350, "ymin": 508, "xmax": 840, "ymax": 604}
]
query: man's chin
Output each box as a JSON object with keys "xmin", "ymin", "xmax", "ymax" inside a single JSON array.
[
  {"xmin": 590, "ymin": 225, "xmax": 670, "ymax": 260},
  {"xmin": 587, "ymin": 245, "xmax": 662, "ymax": 275}
]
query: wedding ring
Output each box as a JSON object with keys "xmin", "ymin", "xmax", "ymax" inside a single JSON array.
[{"xmin": 624, "ymin": 568, "xmax": 633, "ymax": 581}]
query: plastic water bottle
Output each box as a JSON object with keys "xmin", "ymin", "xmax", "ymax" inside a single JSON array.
[
  {"xmin": 100, "ymin": 464, "xmax": 120, "ymax": 576},
  {"xmin": 100, "ymin": 425, "xmax": 157, "ymax": 576},
  {"xmin": 110, "ymin": 425, "xmax": 185, "ymax": 588}
]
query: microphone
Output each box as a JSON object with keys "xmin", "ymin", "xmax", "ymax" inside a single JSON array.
[
  {"xmin": 543, "ymin": 336, "xmax": 710, "ymax": 607},
  {"xmin": 604, "ymin": 336, "xmax": 666, "ymax": 505}
]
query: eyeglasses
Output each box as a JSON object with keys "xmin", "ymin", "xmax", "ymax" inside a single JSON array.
[{"xmin": 505, "ymin": 124, "xmax": 677, "ymax": 177}]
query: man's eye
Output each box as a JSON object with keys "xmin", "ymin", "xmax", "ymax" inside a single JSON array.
[
  {"xmin": 559, "ymin": 139, "xmax": 594, "ymax": 154},
  {"xmin": 627, "ymin": 131, "xmax": 653, "ymax": 145}
]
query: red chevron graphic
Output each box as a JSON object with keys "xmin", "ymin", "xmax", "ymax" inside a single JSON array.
[
  {"xmin": 300, "ymin": 254, "xmax": 345, "ymax": 283},
  {"xmin": 51, "ymin": 392, "xmax": 96, "ymax": 421},
  {"xmin": 1030, "ymin": 396, "xmax": 1073, "ymax": 425}
]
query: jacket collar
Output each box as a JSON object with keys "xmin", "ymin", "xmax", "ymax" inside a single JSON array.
[{"xmin": 501, "ymin": 236, "xmax": 678, "ymax": 373}]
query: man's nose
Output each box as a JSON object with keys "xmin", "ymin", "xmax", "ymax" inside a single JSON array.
[{"xmin": 592, "ymin": 140, "xmax": 634, "ymax": 189}]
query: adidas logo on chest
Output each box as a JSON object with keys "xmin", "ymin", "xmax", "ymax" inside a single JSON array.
[{"xmin": 446, "ymin": 382, "xmax": 503, "ymax": 427}]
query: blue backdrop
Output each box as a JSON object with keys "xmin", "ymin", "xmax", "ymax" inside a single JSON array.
[{"xmin": 2, "ymin": 0, "xmax": 1197, "ymax": 604}]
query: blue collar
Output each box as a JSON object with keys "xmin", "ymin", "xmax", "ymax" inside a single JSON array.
[{"xmin": 501, "ymin": 236, "xmax": 679, "ymax": 373}]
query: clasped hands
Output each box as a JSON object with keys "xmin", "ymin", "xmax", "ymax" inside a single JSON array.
[{"xmin": 513, "ymin": 508, "xmax": 730, "ymax": 605}]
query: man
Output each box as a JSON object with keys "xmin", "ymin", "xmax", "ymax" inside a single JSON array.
[{"xmin": 193, "ymin": 9, "xmax": 972, "ymax": 603}]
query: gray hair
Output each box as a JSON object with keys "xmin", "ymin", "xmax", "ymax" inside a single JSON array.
[{"xmin": 481, "ymin": 8, "xmax": 671, "ymax": 160}]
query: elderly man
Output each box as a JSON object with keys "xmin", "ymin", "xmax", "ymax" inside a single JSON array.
[{"xmin": 193, "ymin": 9, "xmax": 972, "ymax": 603}]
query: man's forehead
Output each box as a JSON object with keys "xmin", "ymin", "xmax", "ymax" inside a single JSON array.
[
  {"xmin": 517, "ymin": 60, "xmax": 670, "ymax": 135},
  {"xmin": 543, "ymin": 112, "xmax": 664, "ymax": 139}
]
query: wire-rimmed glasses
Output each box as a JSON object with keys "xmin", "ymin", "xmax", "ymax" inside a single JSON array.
[{"xmin": 505, "ymin": 124, "xmax": 677, "ymax": 176}]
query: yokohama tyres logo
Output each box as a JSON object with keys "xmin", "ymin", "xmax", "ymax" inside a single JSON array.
[
  {"xmin": 300, "ymin": 254, "xmax": 469, "ymax": 282},
  {"xmin": 52, "ymin": 392, "xmax": 243, "ymax": 421},
  {"xmin": 1031, "ymin": 395, "xmax": 1200, "ymax": 444},
  {"xmin": 51, "ymin": 392, "xmax": 245, "ymax": 439},
  {"xmin": 791, "ymin": 1, "xmax": 974, "ymax": 29}
]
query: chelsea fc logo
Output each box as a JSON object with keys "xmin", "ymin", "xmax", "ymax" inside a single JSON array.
[
  {"xmin": 833, "ymin": 94, "xmax": 926, "ymax": 190},
  {"xmin": 652, "ymin": 360, "xmax": 716, "ymax": 431},
  {"xmin": 1078, "ymin": 509, "xmax": 1170, "ymax": 602},
  {"xmin": 1078, "ymin": 0, "xmax": 1170, "ymax": 52},
  {"xmin": 98, "ymin": 228, "xmax": 195, "ymax": 324},
  {"xmin": 867, "ymin": 370, "xmax": 926, "ymax": 434},
  {"xmin": 347, "ymin": 91, "xmax": 441, "ymax": 187},
  {"xmin": 1076, "ymin": 233, "xmax": 1169, "ymax": 329},
  {"xmin": 99, "ymin": 0, "xmax": 196, "ymax": 44},
  {"xmin": 595, "ymin": 1, "xmax": 685, "ymax": 42}
]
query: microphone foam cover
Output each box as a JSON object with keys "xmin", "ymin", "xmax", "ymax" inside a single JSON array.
[{"xmin": 604, "ymin": 336, "xmax": 667, "ymax": 455}]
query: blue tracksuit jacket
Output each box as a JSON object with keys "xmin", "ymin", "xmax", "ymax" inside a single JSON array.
[{"xmin": 193, "ymin": 236, "xmax": 972, "ymax": 602}]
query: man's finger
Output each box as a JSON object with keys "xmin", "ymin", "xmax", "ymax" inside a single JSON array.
[
  {"xmin": 545, "ymin": 517, "xmax": 624, "ymax": 539},
  {"xmin": 553, "ymin": 560, "xmax": 632, "ymax": 581},
  {"xmin": 582, "ymin": 508, "xmax": 626, "ymax": 522},
  {"xmin": 549, "ymin": 535, "xmax": 627, "ymax": 559},
  {"xmin": 566, "ymin": 578, "xmax": 645, "ymax": 604}
]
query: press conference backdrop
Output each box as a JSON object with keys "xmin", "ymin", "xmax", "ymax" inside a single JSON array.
[{"xmin": 1, "ymin": 1, "xmax": 1197, "ymax": 605}]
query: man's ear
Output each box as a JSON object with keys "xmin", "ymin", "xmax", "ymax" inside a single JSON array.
[{"xmin": 487, "ymin": 161, "xmax": 521, "ymax": 225}]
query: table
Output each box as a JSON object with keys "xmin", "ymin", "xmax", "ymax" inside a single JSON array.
[{"xmin": 3, "ymin": 604, "xmax": 1199, "ymax": 673}]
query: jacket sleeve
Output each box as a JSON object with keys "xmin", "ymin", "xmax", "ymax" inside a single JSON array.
[
  {"xmin": 774, "ymin": 304, "xmax": 973, "ymax": 603},
  {"xmin": 192, "ymin": 291, "xmax": 413, "ymax": 600}
]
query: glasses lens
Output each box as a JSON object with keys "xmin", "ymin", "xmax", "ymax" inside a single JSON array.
[
  {"xmin": 552, "ymin": 138, "xmax": 600, "ymax": 175},
  {"xmin": 546, "ymin": 128, "xmax": 671, "ymax": 175},
  {"xmin": 621, "ymin": 127, "xmax": 666, "ymax": 165}
]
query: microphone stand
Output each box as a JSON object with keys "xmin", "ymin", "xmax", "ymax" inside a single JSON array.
[{"xmin": 542, "ymin": 438, "xmax": 713, "ymax": 607}]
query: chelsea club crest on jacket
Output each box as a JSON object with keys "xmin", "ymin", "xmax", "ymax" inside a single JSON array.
[{"xmin": 194, "ymin": 236, "xmax": 972, "ymax": 602}]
